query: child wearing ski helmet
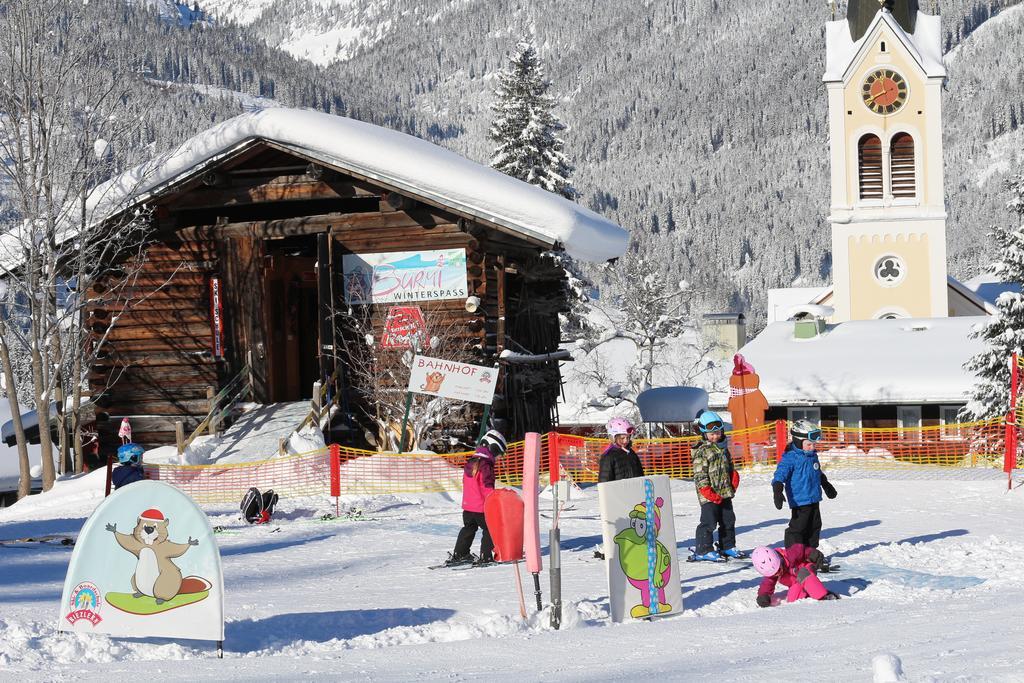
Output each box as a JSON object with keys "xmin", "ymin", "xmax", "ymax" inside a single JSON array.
[
  {"xmin": 446, "ymin": 429, "xmax": 506, "ymax": 567},
  {"xmin": 690, "ymin": 411, "xmax": 744, "ymax": 561},
  {"xmin": 772, "ymin": 419, "xmax": 838, "ymax": 554},
  {"xmin": 751, "ymin": 544, "xmax": 839, "ymax": 607},
  {"xmin": 111, "ymin": 443, "xmax": 145, "ymax": 489},
  {"xmin": 598, "ymin": 418, "xmax": 644, "ymax": 483}
]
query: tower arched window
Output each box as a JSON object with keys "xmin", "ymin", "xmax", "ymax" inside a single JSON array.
[
  {"xmin": 858, "ymin": 134, "xmax": 883, "ymax": 200},
  {"xmin": 890, "ymin": 133, "xmax": 916, "ymax": 198}
]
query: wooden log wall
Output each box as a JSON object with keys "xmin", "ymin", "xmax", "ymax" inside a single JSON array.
[{"xmin": 88, "ymin": 240, "xmax": 218, "ymax": 447}]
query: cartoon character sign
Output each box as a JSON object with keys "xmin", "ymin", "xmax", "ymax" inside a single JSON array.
[
  {"xmin": 614, "ymin": 495, "xmax": 673, "ymax": 618},
  {"xmin": 58, "ymin": 480, "xmax": 224, "ymax": 643},
  {"xmin": 728, "ymin": 354, "xmax": 770, "ymax": 464},
  {"xmin": 421, "ymin": 371, "xmax": 445, "ymax": 393},
  {"xmin": 598, "ymin": 475, "xmax": 683, "ymax": 622},
  {"xmin": 103, "ymin": 508, "xmax": 212, "ymax": 613}
]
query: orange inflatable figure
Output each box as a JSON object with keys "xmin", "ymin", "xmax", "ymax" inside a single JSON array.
[{"xmin": 727, "ymin": 354, "xmax": 770, "ymax": 465}]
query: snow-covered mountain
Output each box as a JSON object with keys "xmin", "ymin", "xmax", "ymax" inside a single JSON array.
[
  {"xmin": 198, "ymin": 0, "xmax": 395, "ymax": 65},
  {"xmin": 186, "ymin": 0, "xmax": 1024, "ymax": 321}
]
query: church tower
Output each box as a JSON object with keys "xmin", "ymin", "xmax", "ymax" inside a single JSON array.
[{"xmin": 824, "ymin": 0, "xmax": 948, "ymax": 321}]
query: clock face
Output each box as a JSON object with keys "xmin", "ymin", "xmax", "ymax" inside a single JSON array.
[{"xmin": 862, "ymin": 69, "xmax": 908, "ymax": 115}]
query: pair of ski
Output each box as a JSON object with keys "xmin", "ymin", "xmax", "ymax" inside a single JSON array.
[
  {"xmin": 0, "ymin": 534, "xmax": 75, "ymax": 547},
  {"xmin": 428, "ymin": 556, "xmax": 497, "ymax": 570},
  {"xmin": 682, "ymin": 547, "xmax": 842, "ymax": 572}
]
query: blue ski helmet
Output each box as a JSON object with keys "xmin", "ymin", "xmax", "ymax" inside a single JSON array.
[
  {"xmin": 117, "ymin": 443, "xmax": 144, "ymax": 465},
  {"xmin": 696, "ymin": 411, "xmax": 726, "ymax": 434}
]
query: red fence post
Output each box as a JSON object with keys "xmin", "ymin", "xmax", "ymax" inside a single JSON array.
[
  {"xmin": 104, "ymin": 454, "xmax": 114, "ymax": 497},
  {"xmin": 329, "ymin": 443, "xmax": 341, "ymax": 516},
  {"xmin": 548, "ymin": 432, "xmax": 560, "ymax": 484},
  {"xmin": 775, "ymin": 420, "xmax": 787, "ymax": 463}
]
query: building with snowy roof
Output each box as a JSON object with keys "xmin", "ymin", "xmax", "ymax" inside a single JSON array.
[
  {"xmin": 69, "ymin": 108, "xmax": 628, "ymax": 449},
  {"xmin": 736, "ymin": 1, "xmax": 1011, "ymax": 429}
]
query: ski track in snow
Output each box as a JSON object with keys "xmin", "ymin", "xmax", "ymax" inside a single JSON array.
[{"xmin": 2, "ymin": 473, "xmax": 1024, "ymax": 680}]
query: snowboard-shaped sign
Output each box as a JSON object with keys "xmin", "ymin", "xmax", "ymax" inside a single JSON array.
[
  {"xmin": 58, "ymin": 480, "xmax": 224, "ymax": 643},
  {"xmin": 598, "ymin": 475, "xmax": 682, "ymax": 622}
]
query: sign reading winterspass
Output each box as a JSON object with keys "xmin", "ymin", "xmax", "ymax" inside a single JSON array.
[
  {"xmin": 343, "ymin": 249, "xmax": 468, "ymax": 304},
  {"xmin": 407, "ymin": 355, "xmax": 499, "ymax": 405}
]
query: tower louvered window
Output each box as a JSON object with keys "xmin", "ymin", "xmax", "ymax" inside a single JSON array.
[
  {"xmin": 890, "ymin": 133, "xmax": 916, "ymax": 198},
  {"xmin": 858, "ymin": 134, "xmax": 883, "ymax": 200}
]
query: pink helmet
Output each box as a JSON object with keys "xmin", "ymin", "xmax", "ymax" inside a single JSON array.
[
  {"xmin": 606, "ymin": 417, "xmax": 635, "ymax": 438},
  {"xmin": 751, "ymin": 546, "xmax": 782, "ymax": 577}
]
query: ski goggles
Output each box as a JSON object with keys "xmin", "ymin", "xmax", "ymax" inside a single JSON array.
[
  {"xmin": 795, "ymin": 429, "xmax": 823, "ymax": 443},
  {"xmin": 699, "ymin": 421, "xmax": 724, "ymax": 433}
]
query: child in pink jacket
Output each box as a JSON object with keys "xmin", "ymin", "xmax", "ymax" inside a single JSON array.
[
  {"xmin": 445, "ymin": 429, "xmax": 506, "ymax": 567},
  {"xmin": 751, "ymin": 544, "xmax": 840, "ymax": 607}
]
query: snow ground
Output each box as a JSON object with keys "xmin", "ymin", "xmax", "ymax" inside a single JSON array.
[{"xmin": 2, "ymin": 471, "xmax": 1023, "ymax": 680}]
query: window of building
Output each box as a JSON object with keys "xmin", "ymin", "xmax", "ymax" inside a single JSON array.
[
  {"xmin": 940, "ymin": 405, "xmax": 964, "ymax": 439},
  {"xmin": 890, "ymin": 132, "xmax": 916, "ymax": 198},
  {"xmin": 787, "ymin": 407, "xmax": 821, "ymax": 425},
  {"xmin": 858, "ymin": 134, "xmax": 883, "ymax": 200},
  {"xmin": 897, "ymin": 405, "xmax": 922, "ymax": 440},
  {"xmin": 838, "ymin": 406, "xmax": 862, "ymax": 442},
  {"xmin": 874, "ymin": 255, "xmax": 906, "ymax": 287}
]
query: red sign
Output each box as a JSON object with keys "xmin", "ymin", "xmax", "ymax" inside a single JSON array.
[
  {"xmin": 382, "ymin": 306, "xmax": 426, "ymax": 349},
  {"xmin": 209, "ymin": 277, "xmax": 224, "ymax": 359}
]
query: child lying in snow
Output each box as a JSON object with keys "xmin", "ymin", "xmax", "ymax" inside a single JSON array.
[{"xmin": 752, "ymin": 544, "xmax": 840, "ymax": 607}]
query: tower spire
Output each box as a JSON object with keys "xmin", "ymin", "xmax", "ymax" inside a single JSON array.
[{"xmin": 847, "ymin": 0, "xmax": 919, "ymax": 40}]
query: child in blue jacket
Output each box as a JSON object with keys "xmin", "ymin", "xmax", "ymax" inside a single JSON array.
[{"xmin": 772, "ymin": 420, "xmax": 837, "ymax": 553}]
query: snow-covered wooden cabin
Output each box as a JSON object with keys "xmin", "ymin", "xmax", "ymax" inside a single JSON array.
[{"xmin": 84, "ymin": 109, "xmax": 628, "ymax": 449}]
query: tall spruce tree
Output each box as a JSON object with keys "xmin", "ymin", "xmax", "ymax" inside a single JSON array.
[
  {"xmin": 963, "ymin": 171, "xmax": 1024, "ymax": 420},
  {"xmin": 488, "ymin": 40, "xmax": 576, "ymax": 200}
]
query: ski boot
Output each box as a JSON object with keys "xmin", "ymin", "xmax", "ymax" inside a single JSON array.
[
  {"xmin": 719, "ymin": 547, "xmax": 748, "ymax": 560},
  {"xmin": 443, "ymin": 552, "xmax": 474, "ymax": 567},
  {"xmin": 473, "ymin": 553, "xmax": 495, "ymax": 567},
  {"xmin": 688, "ymin": 550, "xmax": 727, "ymax": 563}
]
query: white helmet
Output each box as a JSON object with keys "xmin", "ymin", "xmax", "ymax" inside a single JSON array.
[{"xmin": 791, "ymin": 419, "xmax": 823, "ymax": 443}]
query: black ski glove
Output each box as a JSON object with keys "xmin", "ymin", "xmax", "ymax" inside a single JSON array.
[
  {"xmin": 756, "ymin": 594, "xmax": 771, "ymax": 608},
  {"xmin": 820, "ymin": 474, "xmax": 838, "ymax": 499},
  {"xmin": 808, "ymin": 548, "xmax": 826, "ymax": 571},
  {"xmin": 772, "ymin": 481, "xmax": 786, "ymax": 510}
]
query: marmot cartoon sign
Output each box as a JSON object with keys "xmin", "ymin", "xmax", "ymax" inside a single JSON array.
[
  {"xmin": 59, "ymin": 480, "xmax": 224, "ymax": 644},
  {"xmin": 728, "ymin": 354, "xmax": 770, "ymax": 464}
]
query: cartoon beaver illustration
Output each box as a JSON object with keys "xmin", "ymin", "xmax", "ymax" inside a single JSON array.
[
  {"xmin": 105, "ymin": 508, "xmax": 198, "ymax": 604},
  {"xmin": 421, "ymin": 371, "xmax": 445, "ymax": 392},
  {"xmin": 613, "ymin": 496, "xmax": 673, "ymax": 619}
]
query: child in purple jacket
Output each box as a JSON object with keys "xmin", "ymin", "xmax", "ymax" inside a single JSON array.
[{"xmin": 445, "ymin": 429, "xmax": 507, "ymax": 567}]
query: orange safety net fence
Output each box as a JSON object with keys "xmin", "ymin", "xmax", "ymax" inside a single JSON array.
[{"xmin": 141, "ymin": 420, "xmax": 1012, "ymax": 504}]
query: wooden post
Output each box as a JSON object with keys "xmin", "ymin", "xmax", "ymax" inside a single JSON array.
[
  {"xmin": 398, "ymin": 392, "xmax": 413, "ymax": 454},
  {"xmin": 207, "ymin": 386, "xmax": 217, "ymax": 436},
  {"xmin": 278, "ymin": 437, "xmax": 286, "ymax": 456},
  {"xmin": 246, "ymin": 350, "xmax": 256, "ymax": 401},
  {"xmin": 312, "ymin": 381, "xmax": 322, "ymax": 423},
  {"xmin": 175, "ymin": 420, "xmax": 185, "ymax": 462}
]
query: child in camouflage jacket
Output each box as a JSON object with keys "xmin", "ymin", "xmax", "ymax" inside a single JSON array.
[{"xmin": 690, "ymin": 411, "xmax": 743, "ymax": 561}]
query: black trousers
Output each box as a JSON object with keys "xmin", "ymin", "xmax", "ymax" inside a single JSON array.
[
  {"xmin": 784, "ymin": 503, "xmax": 822, "ymax": 548},
  {"xmin": 453, "ymin": 511, "xmax": 494, "ymax": 559},
  {"xmin": 695, "ymin": 499, "xmax": 736, "ymax": 554}
]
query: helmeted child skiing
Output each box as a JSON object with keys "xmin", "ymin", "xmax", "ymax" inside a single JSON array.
[
  {"xmin": 690, "ymin": 411, "xmax": 744, "ymax": 562},
  {"xmin": 751, "ymin": 544, "xmax": 840, "ymax": 606},
  {"xmin": 445, "ymin": 429, "xmax": 506, "ymax": 567},
  {"xmin": 772, "ymin": 419, "xmax": 838, "ymax": 567},
  {"xmin": 598, "ymin": 418, "xmax": 644, "ymax": 483}
]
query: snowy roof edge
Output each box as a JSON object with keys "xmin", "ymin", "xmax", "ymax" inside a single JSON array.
[{"xmin": 85, "ymin": 108, "xmax": 630, "ymax": 263}]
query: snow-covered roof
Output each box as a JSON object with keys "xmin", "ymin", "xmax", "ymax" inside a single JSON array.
[
  {"xmin": 767, "ymin": 287, "xmax": 830, "ymax": 323},
  {"xmin": 737, "ymin": 316, "xmax": 988, "ymax": 405},
  {"xmin": 86, "ymin": 108, "xmax": 629, "ymax": 263},
  {"xmin": 825, "ymin": 9, "xmax": 945, "ymax": 83},
  {"xmin": 962, "ymin": 271, "xmax": 1021, "ymax": 308}
]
